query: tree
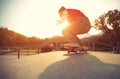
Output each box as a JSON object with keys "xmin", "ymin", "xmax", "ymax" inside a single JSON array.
[
  {"xmin": 27, "ymin": 36, "xmax": 43, "ymax": 49},
  {"xmin": 94, "ymin": 9, "xmax": 120, "ymax": 45},
  {"xmin": 0, "ymin": 26, "xmax": 43, "ymax": 49}
]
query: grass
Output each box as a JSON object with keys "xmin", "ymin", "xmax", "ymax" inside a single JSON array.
[{"xmin": 0, "ymin": 49, "xmax": 39, "ymax": 55}]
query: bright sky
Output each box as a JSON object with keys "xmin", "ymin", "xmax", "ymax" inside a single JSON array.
[{"xmin": 0, "ymin": 0, "xmax": 120, "ymax": 38}]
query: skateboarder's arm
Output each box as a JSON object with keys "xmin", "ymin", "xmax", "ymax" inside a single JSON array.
[{"xmin": 57, "ymin": 19, "xmax": 64, "ymax": 25}]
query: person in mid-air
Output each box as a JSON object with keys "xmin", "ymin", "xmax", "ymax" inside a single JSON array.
[{"xmin": 57, "ymin": 6, "xmax": 91, "ymax": 46}]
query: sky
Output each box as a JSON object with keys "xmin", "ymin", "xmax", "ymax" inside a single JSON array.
[{"xmin": 0, "ymin": 0, "xmax": 120, "ymax": 38}]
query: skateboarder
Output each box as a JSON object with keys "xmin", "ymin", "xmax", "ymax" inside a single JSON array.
[{"xmin": 57, "ymin": 6, "xmax": 91, "ymax": 46}]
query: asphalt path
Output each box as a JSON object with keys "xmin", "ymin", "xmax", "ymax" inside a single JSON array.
[{"xmin": 0, "ymin": 51, "xmax": 120, "ymax": 79}]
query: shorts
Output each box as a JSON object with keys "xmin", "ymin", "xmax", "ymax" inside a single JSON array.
[{"xmin": 64, "ymin": 16, "xmax": 91, "ymax": 35}]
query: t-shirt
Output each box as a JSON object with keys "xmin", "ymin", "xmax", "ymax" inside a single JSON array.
[{"xmin": 66, "ymin": 9, "xmax": 85, "ymax": 23}]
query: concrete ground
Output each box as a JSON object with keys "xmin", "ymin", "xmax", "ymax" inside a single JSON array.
[{"xmin": 0, "ymin": 51, "xmax": 120, "ymax": 79}]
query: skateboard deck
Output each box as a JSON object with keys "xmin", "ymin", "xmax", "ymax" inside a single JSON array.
[{"xmin": 64, "ymin": 43, "xmax": 87, "ymax": 54}]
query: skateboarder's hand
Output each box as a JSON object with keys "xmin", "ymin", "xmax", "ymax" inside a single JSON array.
[{"xmin": 56, "ymin": 20, "xmax": 64, "ymax": 25}]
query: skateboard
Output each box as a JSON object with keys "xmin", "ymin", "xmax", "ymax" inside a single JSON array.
[{"xmin": 64, "ymin": 44, "xmax": 87, "ymax": 54}]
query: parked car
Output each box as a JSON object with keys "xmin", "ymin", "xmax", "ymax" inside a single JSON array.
[{"xmin": 41, "ymin": 43, "xmax": 54, "ymax": 52}]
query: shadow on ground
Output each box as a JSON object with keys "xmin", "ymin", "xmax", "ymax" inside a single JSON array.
[{"xmin": 39, "ymin": 54, "xmax": 120, "ymax": 79}]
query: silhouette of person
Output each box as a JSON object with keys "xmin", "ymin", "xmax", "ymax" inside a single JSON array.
[
  {"xmin": 57, "ymin": 6, "xmax": 91, "ymax": 46},
  {"xmin": 39, "ymin": 54, "xmax": 120, "ymax": 79}
]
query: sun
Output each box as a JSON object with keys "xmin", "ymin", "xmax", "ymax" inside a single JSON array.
[{"xmin": 58, "ymin": 20, "xmax": 69, "ymax": 31}]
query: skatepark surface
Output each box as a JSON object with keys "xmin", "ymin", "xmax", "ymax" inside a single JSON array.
[{"xmin": 0, "ymin": 51, "xmax": 120, "ymax": 79}]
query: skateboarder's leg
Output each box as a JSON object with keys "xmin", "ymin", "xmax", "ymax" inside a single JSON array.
[
  {"xmin": 62, "ymin": 29, "xmax": 81, "ymax": 46},
  {"xmin": 62, "ymin": 16, "xmax": 91, "ymax": 46}
]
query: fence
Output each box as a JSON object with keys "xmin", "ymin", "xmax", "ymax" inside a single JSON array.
[{"xmin": 91, "ymin": 41, "xmax": 120, "ymax": 53}]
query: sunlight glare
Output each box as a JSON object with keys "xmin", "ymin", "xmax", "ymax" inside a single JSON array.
[{"xmin": 58, "ymin": 20, "xmax": 69, "ymax": 31}]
